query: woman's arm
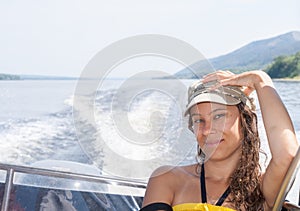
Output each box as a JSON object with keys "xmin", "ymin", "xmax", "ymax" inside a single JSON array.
[
  {"xmin": 250, "ymin": 71, "xmax": 298, "ymax": 208},
  {"xmin": 203, "ymin": 70, "xmax": 299, "ymax": 208}
]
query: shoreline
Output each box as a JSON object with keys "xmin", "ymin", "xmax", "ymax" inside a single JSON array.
[{"xmin": 273, "ymin": 78, "xmax": 300, "ymax": 82}]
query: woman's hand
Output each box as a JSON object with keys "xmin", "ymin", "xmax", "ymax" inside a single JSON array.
[{"xmin": 202, "ymin": 70, "xmax": 272, "ymax": 96}]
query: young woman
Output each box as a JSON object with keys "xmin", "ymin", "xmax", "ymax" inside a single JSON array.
[{"xmin": 141, "ymin": 70, "xmax": 299, "ymax": 211}]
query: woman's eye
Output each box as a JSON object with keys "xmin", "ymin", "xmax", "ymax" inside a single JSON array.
[
  {"xmin": 214, "ymin": 113, "xmax": 225, "ymax": 120},
  {"xmin": 193, "ymin": 119, "xmax": 203, "ymax": 123}
]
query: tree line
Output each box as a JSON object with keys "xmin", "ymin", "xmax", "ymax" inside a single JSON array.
[{"xmin": 265, "ymin": 51, "xmax": 300, "ymax": 79}]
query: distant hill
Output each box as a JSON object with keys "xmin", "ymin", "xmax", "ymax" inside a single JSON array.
[
  {"xmin": 176, "ymin": 31, "xmax": 300, "ymax": 78},
  {"xmin": 0, "ymin": 73, "xmax": 77, "ymax": 80},
  {"xmin": 20, "ymin": 74, "xmax": 77, "ymax": 80},
  {"xmin": 0, "ymin": 73, "xmax": 20, "ymax": 80}
]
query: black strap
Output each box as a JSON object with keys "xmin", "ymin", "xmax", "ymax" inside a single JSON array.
[
  {"xmin": 200, "ymin": 164, "xmax": 207, "ymax": 203},
  {"xmin": 215, "ymin": 186, "xmax": 231, "ymax": 206},
  {"xmin": 140, "ymin": 202, "xmax": 173, "ymax": 211},
  {"xmin": 200, "ymin": 164, "xmax": 231, "ymax": 206}
]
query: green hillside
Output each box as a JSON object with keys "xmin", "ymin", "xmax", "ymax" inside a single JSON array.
[{"xmin": 265, "ymin": 51, "xmax": 300, "ymax": 79}]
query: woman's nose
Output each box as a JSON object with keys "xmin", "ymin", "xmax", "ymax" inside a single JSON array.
[{"xmin": 201, "ymin": 122, "xmax": 214, "ymax": 135}]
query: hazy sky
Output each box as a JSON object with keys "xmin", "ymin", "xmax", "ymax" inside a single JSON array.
[{"xmin": 1, "ymin": 0, "xmax": 300, "ymax": 77}]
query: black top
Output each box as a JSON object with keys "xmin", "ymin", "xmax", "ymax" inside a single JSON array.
[{"xmin": 140, "ymin": 202, "xmax": 173, "ymax": 211}]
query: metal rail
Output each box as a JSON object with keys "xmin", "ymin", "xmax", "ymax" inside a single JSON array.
[
  {"xmin": 1, "ymin": 169, "xmax": 13, "ymax": 211},
  {"xmin": 0, "ymin": 162, "xmax": 147, "ymax": 211}
]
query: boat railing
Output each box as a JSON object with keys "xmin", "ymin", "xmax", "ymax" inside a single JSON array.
[
  {"xmin": 273, "ymin": 147, "xmax": 300, "ymax": 211},
  {"xmin": 0, "ymin": 162, "xmax": 147, "ymax": 211}
]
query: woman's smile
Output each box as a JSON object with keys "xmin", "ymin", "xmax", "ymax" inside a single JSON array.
[{"xmin": 204, "ymin": 138, "xmax": 224, "ymax": 147}]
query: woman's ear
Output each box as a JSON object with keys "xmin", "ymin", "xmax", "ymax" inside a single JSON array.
[
  {"xmin": 189, "ymin": 125, "xmax": 194, "ymax": 133},
  {"xmin": 188, "ymin": 117, "xmax": 194, "ymax": 132}
]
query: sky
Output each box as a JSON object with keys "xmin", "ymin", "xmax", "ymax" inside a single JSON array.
[{"xmin": 1, "ymin": 0, "xmax": 300, "ymax": 77}]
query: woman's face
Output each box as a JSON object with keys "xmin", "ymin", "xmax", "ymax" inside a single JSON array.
[{"xmin": 190, "ymin": 102, "xmax": 242, "ymax": 161}]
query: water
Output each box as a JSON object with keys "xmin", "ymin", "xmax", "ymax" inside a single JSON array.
[
  {"xmin": 0, "ymin": 80, "xmax": 89, "ymax": 165},
  {"xmin": 0, "ymin": 79, "xmax": 299, "ymax": 203}
]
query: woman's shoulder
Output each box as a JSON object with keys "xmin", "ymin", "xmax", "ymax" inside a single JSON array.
[
  {"xmin": 149, "ymin": 164, "xmax": 198, "ymax": 184},
  {"xmin": 142, "ymin": 164, "xmax": 199, "ymax": 206}
]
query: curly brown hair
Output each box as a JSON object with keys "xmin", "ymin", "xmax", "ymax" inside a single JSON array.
[
  {"xmin": 193, "ymin": 101, "xmax": 266, "ymax": 210},
  {"xmin": 228, "ymin": 102, "xmax": 265, "ymax": 210}
]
